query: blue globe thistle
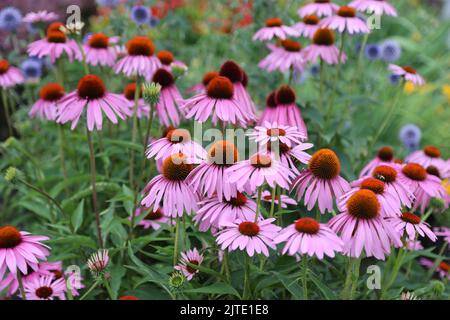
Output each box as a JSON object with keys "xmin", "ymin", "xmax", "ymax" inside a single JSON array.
[
  {"xmin": 148, "ymin": 15, "xmax": 160, "ymax": 28},
  {"xmin": 399, "ymin": 124, "xmax": 421, "ymax": 152},
  {"xmin": 131, "ymin": 5, "xmax": 151, "ymax": 25},
  {"xmin": 96, "ymin": 0, "xmax": 119, "ymax": 7},
  {"xmin": 20, "ymin": 58, "xmax": 43, "ymax": 80},
  {"xmin": 388, "ymin": 74, "xmax": 401, "ymax": 85},
  {"xmin": 309, "ymin": 64, "xmax": 320, "ymax": 77},
  {"xmin": 0, "ymin": 7, "xmax": 23, "ymax": 31},
  {"xmin": 380, "ymin": 39, "xmax": 402, "ymax": 62},
  {"xmin": 364, "ymin": 44, "xmax": 380, "ymax": 60}
]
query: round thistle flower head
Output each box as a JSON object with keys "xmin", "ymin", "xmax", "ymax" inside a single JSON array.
[
  {"xmin": 20, "ymin": 58, "xmax": 43, "ymax": 81},
  {"xmin": 143, "ymin": 82, "xmax": 162, "ymax": 105},
  {"xmin": 131, "ymin": 5, "xmax": 151, "ymax": 25},
  {"xmin": 0, "ymin": 7, "xmax": 22, "ymax": 31}
]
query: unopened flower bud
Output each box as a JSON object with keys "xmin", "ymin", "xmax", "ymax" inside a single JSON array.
[{"xmin": 143, "ymin": 82, "xmax": 161, "ymax": 105}]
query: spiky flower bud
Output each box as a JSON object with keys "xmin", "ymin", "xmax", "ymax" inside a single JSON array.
[
  {"xmin": 143, "ymin": 82, "xmax": 161, "ymax": 105},
  {"xmin": 169, "ymin": 271, "xmax": 185, "ymax": 289}
]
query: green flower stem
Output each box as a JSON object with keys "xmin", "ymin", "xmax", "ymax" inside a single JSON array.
[
  {"xmin": 368, "ymin": 85, "xmax": 403, "ymax": 154},
  {"xmin": 86, "ymin": 128, "xmax": 103, "ymax": 248},
  {"xmin": 243, "ymin": 254, "xmax": 251, "ymax": 300},
  {"xmin": 17, "ymin": 269, "xmax": 26, "ymax": 300},
  {"xmin": 57, "ymin": 124, "xmax": 69, "ymax": 194},
  {"xmin": 269, "ymin": 185, "xmax": 277, "ymax": 218},
  {"xmin": 340, "ymin": 256, "xmax": 361, "ymax": 300},
  {"xmin": 103, "ymin": 276, "xmax": 115, "ymax": 300},
  {"xmin": 129, "ymin": 79, "xmax": 142, "ymax": 233},
  {"xmin": 79, "ymin": 278, "xmax": 101, "ymax": 300},
  {"xmin": 381, "ymin": 247, "xmax": 407, "ymax": 299},
  {"xmin": 319, "ymin": 58, "xmax": 325, "ymax": 114},
  {"xmin": 75, "ymin": 40, "xmax": 90, "ymax": 75},
  {"xmin": 427, "ymin": 241, "xmax": 448, "ymax": 279},
  {"xmin": 326, "ymin": 32, "xmax": 346, "ymax": 132},
  {"xmin": 254, "ymin": 187, "xmax": 263, "ymax": 222},
  {"xmin": 301, "ymin": 256, "xmax": 309, "ymax": 300},
  {"xmin": 1, "ymin": 88, "xmax": 13, "ymax": 137},
  {"xmin": 173, "ymin": 218, "xmax": 180, "ymax": 266},
  {"xmin": 223, "ymin": 250, "xmax": 231, "ymax": 284}
]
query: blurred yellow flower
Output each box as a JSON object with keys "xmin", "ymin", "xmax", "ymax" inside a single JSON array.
[
  {"xmin": 411, "ymin": 32, "xmax": 422, "ymax": 42},
  {"xmin": 443, "ymin": 179, "xmax": 450, "ymax": 195},
  {"xmin": 442, "ymin": 84, "xmax": 450, "ymax": 102},
  {"xmin": 404, "ymin": 81, "xmax": 416, "ymax": 94}
]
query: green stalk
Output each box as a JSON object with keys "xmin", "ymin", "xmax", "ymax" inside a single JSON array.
[
  {"xmin": 79, "ymin": 278, "xmax": 101, "ymax": 300},
  {"xmin": 254, "ymin": 187, "xmax": 263, "ymax": 222},
  {"xmin": 103, "ymin": 276, "xmax": 115, "ymax": 300},
  {"xmin": 381, "ymin": 247, "xmax": 406, "ymax": 299},
  {"xmin": 340, "ymin": 256, "xmax": 361, "ymax": 300},
  {"xmin": 223, "ymin": 250, "xmax": 231, "ymax": 284},
  {"xmin": 243, "ymin": 254, "xmax": 251, "ymax": 300},
  {"xmin": 427, "ymin": 241, "xmax": 448, "ymax": 279},
  {"xmin": 173, "ymin": 218, "xmax": 180, "ymax": 266},
  {"xmin": 57, "ymin": 124, "xmax": 69, "ymax": 194},
  {"xmin": 129, "ymin": 79, "xmax": 141, "ymax": 233},
  {"xmin": 269, "ymin": 185, "xmax": 277, "ymax": 218},
  {"xmin": 368, "ymin": 86, "xmax": 403, "ymax": 154},
  {"xmin": 301, "ymin": 256, "xmax": 309, "ymax": 300},
  {"xmin": 86, "ymin": 128, "xmax": 103, "ymax": 248},
  {"xmin": 17, "ymin": 270, "xmax": 26, "ymax": 300},
  {"xmin": 1, "ymin": 89, "xmax": 13, "ymax": 137},
  {"xmin": 325, "ymin": 32, "xmax": 346, "ymax": 132}
]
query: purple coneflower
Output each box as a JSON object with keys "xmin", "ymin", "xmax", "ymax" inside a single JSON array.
[
  {"xmin": 27, "ymin": 30, "xmax": 81, "ymax": 63},
  {"xmin": 145, "ymin": 127, "xmax": 206, "ymax": 161},
  {"xmin": 388, "ymin": 64, "xmax": 425, "ymax": 86},
  {"xmin": 420, "ymin": 258, "xmax": 450, "ymax": 280},
  {"xmin": 248, "ymin": 121, "xmax": 306, "ymax": 148},
  {"xmin": 303, "ymin": 28, "xmax": 347, "ymax": 65},
  {"xmin": 188, "ymin": 140, "xmax": 239, "ymax": 201},
  {"xmin": 181, "ymin": 76, "xmax": 251, "ymax": 127},
  {"xmin": 329, "ymin": 189, "xmax": 401, "ymax": 260},
  {"xmin": 349, "ymin": 0, "xmax": 397, "ymax": 17},
  {"xmin": 114, "ymin": 36, "xmax": 162, "ymax": 81},
  {"xmin": 23, "ymin": 10, "xmax": 58, "ymax": 24},
  {"xmin": 292, "ymin": 15, "xmax": 321, "ymax": 39},
  {"xmin": 386, "ymin": 212, "xmax": 437, "ymax": 242},
  {"xmin": 298, "ymin": 0, "xmax": 339, "ymax": 18},
  {"xmin": 340, "ymin": 177, "xmax": 401, "ymax": 217},
  {"xmin": 57, "ymin": 74, "xmax": 131, "ymax": 131},
  {"xmin": 0, "ymin": 59, "xmax": 24, "ymax": 88},
  {"xmin": 292, "ymin": 149, "xmax": 350, "ymax": 213},
  {"xmin": 252, "ymin": 17, "xmax": 299, "ymax": 41},
  {"xmin": 174, "ymin": 248, "xmax": 204, "ymax": 281},
  {"xmin": 123, "ymin": 82, "xmax": 150, "ymax": 118},
  {"xmin": 194, "ymin": 192, "xmax": 258, "ymax": 232},
  {"xmin": 406, "ymin": 146, "xmax": 447, "ymax": 174},
  {"xmin": 157, "ymin": 50, "xmax": 187, "ymax": 72},
  {"xmin": 131, "ymin": 207, "xmax": 170, "ymax": 230},
  {"xmin": 216, "ymin": 218, "xmax": 281, "ymax": 257},
  {"xmin": 24, "ymin": 274, "xmax": 66, "ymax": 300},
  {"xmin": 29, "ymin": 83, "xmax": 65, "ymax": 121},
  {"xmin": 84, "ymin": 33, "xmax": 119, "ymax": 67},
  {"xmin": 227, "ymin": 153, "xmax": 295, "ymax": 193},
  {"xmin": 260, "ymin": 190, "xmax": 297, "ymax": 208},
  {"xmin": 258, "ymin": 41, "xmax": 307, "ymax": 74},
  {"xmin": 187, "ymin": 71, "xmax": 218, "ymax": 95},
  {"xmin": 87, "ymin": 249, "xmax": 109, "ymax": 273},
  {"xmin": 141, "ymin": 153, "xmax": 200, "ymax": 218},
  {"xmin": 359, "ymin": 146, "xmax": 395, "ymax": 178},
  {"xmin": 320, "ymin": 6, "xmax": 369, "ymax": 34},
  {"xmin": 275, "ymin": 217, "xmax": 343, "ymax": 259},
  {"xmin": 219, "ymin": 60, "xmax": 256, "ymax": 123},
  {"xmin": 0, "ymin": 226, "xmax": 50, "ymax": 279},
  {"xmin": 152, "ymin": 68, "xmax": 183, "ymax": 127}
]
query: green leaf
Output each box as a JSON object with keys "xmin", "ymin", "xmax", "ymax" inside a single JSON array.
[
  {"xmin": 71, "ymin": 199, "xmax": 84, "ymax": 232},
  {"xmin": 47, "ymin": 235, "xmax": 96, "ymax": 249},
  {"xmin": 110, "ymin": 265, "xmax": 126, "ymax": 300},
  {"xmin": 308, "ymin": 272, "xmax": 337, "ymax": 300},
  {"xmin": 183, "ymin": 283, "xmax": 241, "ymax": 298},
  {"xmin": 273, "ymin": 272, "xmax": 303, "ymax": 299}
]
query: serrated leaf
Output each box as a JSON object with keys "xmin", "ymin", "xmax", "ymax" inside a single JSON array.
[{"xmin": 71, "ymin": 199, "xmax": 84, "ymax": 232}]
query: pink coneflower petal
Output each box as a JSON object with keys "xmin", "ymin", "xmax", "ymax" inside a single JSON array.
[{"xmin": 174, "ymin": 248, "xmax": 204, "ymax": 281}]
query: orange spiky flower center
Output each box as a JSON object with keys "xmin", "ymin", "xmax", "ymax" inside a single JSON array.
[{"xmin": 309, "ymin": 149, "xmax": 340, "ymax": 180}]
